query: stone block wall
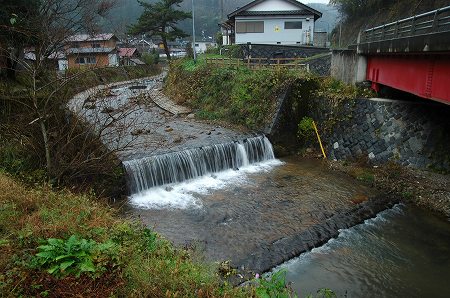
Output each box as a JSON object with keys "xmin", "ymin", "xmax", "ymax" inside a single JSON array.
[
  {"xmin": 311, "ymin": 98, "xmax": 450, "ymax": 171},
  {"xmin": 240, "ymin": 44, "xmax": 330, "ymax": 59}
]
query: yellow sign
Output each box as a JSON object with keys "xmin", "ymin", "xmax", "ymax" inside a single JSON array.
[{"xmin": 274, "ymin": 25, "xmax": 280, "ymax": 32}]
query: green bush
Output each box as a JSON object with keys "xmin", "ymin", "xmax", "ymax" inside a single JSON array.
[
  {"xmin": 142, "ymin": 49, "xmax": 160, "ymax": 65},
  {"xmin": 223, "ymin": 44, "xmax": 244, "ymax": 58},
  {"xmin": 255, "ymin": 270, "xmax": 297, "ymax": 298},
  {"xmin": 31, "ymin": 235, "xmax": 118, "ymax": 278},
  {"xmin": 165, "ymin": 61, "xmax": 305, "ymax": 130},
  {"xmin": 205, "ymin": 46, "xmax": 220, "ymax": 55},
  {"xmin": 297, "ymin": 116, "xmax": 315, "ymax": 142}
]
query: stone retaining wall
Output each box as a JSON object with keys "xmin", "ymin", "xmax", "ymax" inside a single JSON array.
[
  {"xmin": 311, "ymin": 98, "xmax": 450, "ymax": 171},
  {"xmin": 240, "ymin": 44, "xmax": 330, "ymax": 59}
]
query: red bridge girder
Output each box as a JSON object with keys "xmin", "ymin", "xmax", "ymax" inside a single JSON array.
[{"xmin": 366, "ymin": 54, "xmax": 450, "ymax": 105}]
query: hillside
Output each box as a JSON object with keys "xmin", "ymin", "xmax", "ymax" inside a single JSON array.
[
  {"xmin": 104, "ymin": 0, "xmax": 339, "ymax": 40},
  {"xmin": 333, "ymin": 0, "xmax": 450, "ymax": 46}
]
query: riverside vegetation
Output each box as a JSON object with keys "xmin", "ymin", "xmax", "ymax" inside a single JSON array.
[
  {"xmin": 165, "ymin": 55, "xmax": 370, "ymax": 131},
  {"xmin": 165, "ymin": 55, "xmax": 449, "ymax": 219},
  {"xmin": 0, "ymin": 65, "xmax": 306, "ymax": 297}
]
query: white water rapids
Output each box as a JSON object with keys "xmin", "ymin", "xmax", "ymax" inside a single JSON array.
[{"xmin": 123, "ymin": 136, "xmax": 283, "ymax": 209}]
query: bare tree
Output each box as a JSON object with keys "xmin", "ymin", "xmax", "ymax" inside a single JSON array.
[{"xmin": 0, "ymin": 0, "xmax": 134, "ymax": 190}]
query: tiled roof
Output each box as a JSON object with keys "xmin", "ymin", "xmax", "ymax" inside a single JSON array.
[
  {"xmin": 227, "ymin": 0, "xmax": 322, "ymax": 20},
  {"xmin": 238, "ymin": 10, "xmax": 312, "ymax": 16},
  {"xmin": 66, "ymin": 47, "xmax": 115, "ymax": 54},
  {"xmin": 67, "ymin": 34, "xmax": 117, "ymax": 42},
  {"xmin": 119, "ymin": 48, "xmax": 137, "ymax": 57}
]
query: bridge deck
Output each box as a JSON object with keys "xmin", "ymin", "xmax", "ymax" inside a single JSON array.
[{"xmin": 356, "ymin": 6, "xmax": 450, "ymax": 104}]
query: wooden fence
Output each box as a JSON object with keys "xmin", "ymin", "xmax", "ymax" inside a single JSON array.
[{"xmin": 205, "ymin": 57, "xmax": 310, "ymax": 72}]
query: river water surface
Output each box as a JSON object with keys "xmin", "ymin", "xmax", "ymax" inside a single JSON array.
[
  {"xmin": 276, "ymin": 204, "xmax": 450, "ymax": 297},
  {"xmin": 94, "ymin": 77, "xmax": 450, "ymax": 297}
]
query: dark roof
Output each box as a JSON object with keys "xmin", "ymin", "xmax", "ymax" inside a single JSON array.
[
  {"xmin": 119, "ymin": 48, "xmax": 138, "ymax": 57},
  {"xmin": 239, "ymin": 10, "xmax": 313, "ymax": 16},
  {"xmin": 66, "ymin": 48, "xmax": 116, "ymax": 54},
  {"xmin": 228, "ymin": 0, "xmax": 322, "ymax": 21},
  {"xmin": 67, "ymin": 34, "xmax": 118, "ymax": 42}
]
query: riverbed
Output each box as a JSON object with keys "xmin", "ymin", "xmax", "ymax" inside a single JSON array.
[{"xmin": 123, "ymin": 156, "xmax": 380, "ymax": 267}]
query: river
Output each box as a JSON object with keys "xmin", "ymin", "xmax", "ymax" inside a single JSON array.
[
  {"xmin": 276, "ymin": 204, "xmax": 450, "ymax": 297},
  {"xmin": 81, "ymin": 77, "xmax": 450, "ymax": 296}
]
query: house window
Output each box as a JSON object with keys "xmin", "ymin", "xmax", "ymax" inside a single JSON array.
[
  {"xmin": 75, "ymin": 56, "xmax": 96, "ymax": 64},
  {"xmin": 285, "ymin": 21, "xmax": 302, "ymax": 29},
  {"xmin": 92, "ymin": 43, "xmax": 101, "ymax": 48},
  {"xmin": 236, "ymin": 21, "xmax": 264, "ymax": 33}
]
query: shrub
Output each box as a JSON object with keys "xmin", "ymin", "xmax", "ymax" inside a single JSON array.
[
  {"xmin": 223, "ymin": 44, "xmax": 244, "ymax": 58},
  {"xmin": 165, "ymin": 61, "xmax": 305, "ymax": 130},
  {"xmin": 31, "ymin": 235, "xmax": 118, "ymax": 278},
  {"xmin": 142, "ymin": 49, "xmax": 160, "ymax": 65},
  {"xmin": 255, "ymin": 270, "xmax": 297, "ymax": 298},
  {"xmin": 297, "ymin": 117, "xmax": 315, "ymax": 142}
]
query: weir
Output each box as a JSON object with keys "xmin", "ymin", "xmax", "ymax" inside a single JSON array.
[{"xmin": 123, "ymin": 135, "xmax": 275, "ymax": 194}]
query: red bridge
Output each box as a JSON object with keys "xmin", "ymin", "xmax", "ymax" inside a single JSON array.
[{"xmin": 357, "ymin": 6, "xmax": 450, "ymax": 105}]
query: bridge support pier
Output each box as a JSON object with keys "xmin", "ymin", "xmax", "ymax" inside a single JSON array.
[{"xmin": 331, "ymin": 49, "xmax": 367, "ymax": 85}]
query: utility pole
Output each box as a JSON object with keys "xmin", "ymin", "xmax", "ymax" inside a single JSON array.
[
  {"xmin": 192, "ymin": 0, "xmax": 197, "ymax": 62},
  {"xmin": 220, "ymin": 0, "xmax": 224, "ymax": 20}
]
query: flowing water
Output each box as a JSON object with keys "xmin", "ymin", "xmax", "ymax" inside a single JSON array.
[
  {"xmin": 121, "ymin": 130, "xmax": 450, "ymax": 297},
  {"xmin": 275, "ymin": 204, "xmax": 450, "ymax": 297},
  {"xmin": 72, "ymin": 77, "xmax": 450, "ymax": 295},
  {"xmin": 122, "ymin": 140, "xmax": 378, "ymax": 264}
]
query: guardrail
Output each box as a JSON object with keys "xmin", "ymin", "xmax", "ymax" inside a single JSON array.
[
  {"xmin": 205, "ymin": 57, "xmax": 309, "ymax": 71},
  {"xmin": 361, "ymin": 5, "xmax": 450, "ymax": 43}
]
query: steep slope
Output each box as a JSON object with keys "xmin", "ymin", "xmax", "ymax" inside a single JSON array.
[{"xmin": 333, "ymin": 0, "xmax": 450, "ymax": 46}]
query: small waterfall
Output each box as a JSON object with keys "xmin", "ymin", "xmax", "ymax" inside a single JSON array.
[{"xmin": 123, "ymin": 135, "xmax": 275, "ymax": 194}]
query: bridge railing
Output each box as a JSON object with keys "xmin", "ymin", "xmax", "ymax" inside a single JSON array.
[{"xmin": 361, "ymin": 5, "xmax": 450, "ymax": 43}]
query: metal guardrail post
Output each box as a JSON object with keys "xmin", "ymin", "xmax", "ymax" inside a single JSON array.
[
  {"xmin": 394, "ymin": 21, "xmax": 399, "ymax": 37},
  {"xmin": 432, "ymin": 9, "xmax": 439, "ymax": 31}
]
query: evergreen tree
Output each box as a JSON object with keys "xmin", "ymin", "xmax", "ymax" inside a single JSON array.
[{"xmin": 129, "ymin": 0, "xmax": 191, "ymax": 60}]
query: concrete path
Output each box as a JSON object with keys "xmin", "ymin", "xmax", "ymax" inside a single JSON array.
[{"xmin": 149, "ymin": 88, "xmax": 192, "ymax": 115}]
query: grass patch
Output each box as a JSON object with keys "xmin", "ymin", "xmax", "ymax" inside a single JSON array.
[
  {"xmin": 166, "ymin": 58, "xmax": 308, "ymax": 130},
  {"xmin": 165, "ymin": 57, "xmax": 373, "ymax": 132},
  {"xmin": 0, "ymin": 173, "xmax": 254, "ymax": 297}
]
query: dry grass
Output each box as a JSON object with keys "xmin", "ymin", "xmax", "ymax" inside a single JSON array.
[{"xmin": 0, "ymin": 174, "xmax": 255, "ymax": 297}]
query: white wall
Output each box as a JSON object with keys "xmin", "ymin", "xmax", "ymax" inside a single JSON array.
[
  {"xmin": 194, "ymin": 42, "xmax": 216, "ymax": 54},
  {"xmin": 108, "ymin": 53, "xmax": 119, "ymax": 66},
  {"xmin": 247, "ymin": 0, "xmax": 301, "ymax": 12},
  {"xmin": 235, "ymin": 16, "xmax": 315, "ymax": 45},
  {"xmin": 58, "ymin": 59, "xmax": 68, "ymax": 71}
]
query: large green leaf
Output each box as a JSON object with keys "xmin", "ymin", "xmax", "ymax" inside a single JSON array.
[
  {"xmin": 59, "ymin": 260, "xmax": 75, "ymax": 271},
  {"xmin": 80, "ymin": 260, "xmax": 96, "ymax": 272},
  {"xmin": 47, "ymin": 265, "xmax": 60, "ymax": 274},
  {"xmin": 36, "ymin": 251, "xmax": 57, "ymax": 259},
  {"xmin": 55, "ymin": 254, "xmax": 73, "ymax": 261},
  {"xmin": 47, "ymin": 238, "xmax": 63, "ymax": 246}
]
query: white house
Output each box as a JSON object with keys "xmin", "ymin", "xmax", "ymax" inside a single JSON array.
[
  {"xmin": 194, "ymin": 41, "xmax": 217, "ymax": 54},
  {"xmin": 221, "ymin": 0, "xmax": 322, "ymax": 46}
]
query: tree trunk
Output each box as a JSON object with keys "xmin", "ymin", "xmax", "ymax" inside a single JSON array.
[
  {"xmin": 32, "ymin": 70, "xmax": 52, "ymax": 176},
  {"xmin": 39, "ymin": 118, "xmax": 52, "ymax": 175},
  {"xmin": 6, "ymin": 57, "xmax": 16, "ymax": 81},
  {"xmin": 162, "ymin": 36, "xmax": 171, "ymax": 60}
]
